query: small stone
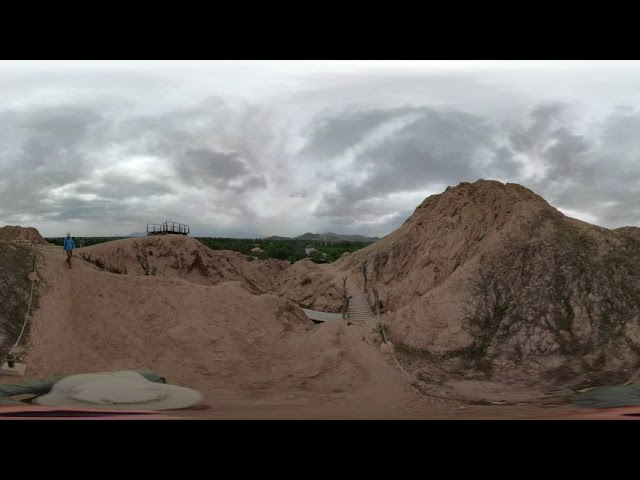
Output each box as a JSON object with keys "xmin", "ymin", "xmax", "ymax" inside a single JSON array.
[{"xmin": 380, "ymin": 341, "xmax": 395, "ymax": 354}]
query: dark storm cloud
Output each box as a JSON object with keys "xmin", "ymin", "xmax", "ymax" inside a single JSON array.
[
  {"xmin": 21, "ymin": 107, "xmax": 103, "ymax": 146},
  {"xmin": 529, "ymin": 107, "xmax": 640, "ymax": 227},
  {"xmin": 312, "ymin": 107, "xmax": 497, "ymax": 220},
  {"xmin": 79, "ymin": 175, "xmax": 180, "ymax": 200},
  {"xmin": 301, "ymin": 107, "xmax": 417, "ymax": 159},
  {"xmin": 489, "ymin": 146, "xmax": 524, "ymax": 178},
  {"xmin": 542, "ymin": 127, "xmax": 591, "ymax": 179},
  {"xmin": 177, "ymin": 149, "xmax": 267, "ymax": 193},
  {"xmin": 307, "ymin": 101, "xmax": 640, "ymax": 233},
  {"xmin": 0, "ymin": 106, "xmax": 103, "ymax": 219},
  {"xmin": 509, "ymin": 103, "xmax": 567, "ymax": 153},
  {"xmin": 506, "ymin": 103, "xmax": 592, "ymax": 182},
  {"xmin": 178, "ymin": 150, "xmax": 249, "ymax": 183},
  {"xmin": 4, "ymin": 61, "xmax": 640, "ymax": 237},
  {"xmin": 0, "ymin": 97, "xmax": 271, "ymax": 228}
]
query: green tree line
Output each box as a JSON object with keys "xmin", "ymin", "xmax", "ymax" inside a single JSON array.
[
  {"xmin": 197, "ymin": 237, "xmax": 369, "ymax": 263},
  {"xmin": 45, "ymin": 236, "xmax": 371, "ymax": 264},
  {"xmin": 45, "ymin": 237, "xmax": 127, "ymax": 247}
]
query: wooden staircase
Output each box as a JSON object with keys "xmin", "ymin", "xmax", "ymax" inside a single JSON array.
[{"xmin": 347, "ymin": 291, "xmax": 376, "ymax": 321}]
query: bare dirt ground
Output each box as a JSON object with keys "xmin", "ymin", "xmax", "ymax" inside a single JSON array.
[
  {"xmin": 331, "ymin": 180, "xmax": 640, "ymax": 389},
  {"xmin": 0, "ymin": 243, "xmax": 581, "ymax": 419}
]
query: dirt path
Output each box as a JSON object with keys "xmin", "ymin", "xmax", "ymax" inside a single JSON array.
[{"xmin": 0, "ymin": 245, "xmax": 576, "ymax": 419}]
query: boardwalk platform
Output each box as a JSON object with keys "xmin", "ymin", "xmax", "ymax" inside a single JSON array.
[
  {"xmin": 301, "ymin": 308, "xmax": 343, "ymax": 323},
  {"xmin": 301, "ymin": 292, "xmax": 375, "ymax": 323},
  {"xmin": 147, "ymin": 221, "xmax": 190, "ymax": 236}
]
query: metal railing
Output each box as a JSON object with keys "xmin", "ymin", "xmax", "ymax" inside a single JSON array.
[{"xmin": 146, "ymin": 221, "xmax": 190, "ymax": 235}]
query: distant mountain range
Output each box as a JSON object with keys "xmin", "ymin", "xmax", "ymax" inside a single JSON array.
[
  {"xmin": 265, "ymin": 232, "xmax": 380, "ymax": 243},
  {"xmin": 127, "ymin": 231, "xmax": 380, "ymax": 242}
]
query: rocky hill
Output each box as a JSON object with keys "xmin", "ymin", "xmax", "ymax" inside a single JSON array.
[
  {"xmin": 0, "ymin": 225, "xmax": 47, "ymax": 244},
  {"xmin": 79, "ymin": 235, "xmax": 289, "ymax": 293},
  {"xmin": 335, "ymin": 180, "xmax": 640, "ymax": 387}
]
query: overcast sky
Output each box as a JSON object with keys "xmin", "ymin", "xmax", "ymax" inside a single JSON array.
[{"xmin": 2, "ymin": 60, "xmax": 640, "ymax": 238}]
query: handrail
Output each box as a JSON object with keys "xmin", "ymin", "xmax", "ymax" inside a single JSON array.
[{"xmin": 146, "ymin": 221, "xmax": 190, "ymax": 235}]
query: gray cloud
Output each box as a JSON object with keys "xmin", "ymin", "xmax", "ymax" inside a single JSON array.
[
  {"xmin": 179, "ymin": 150, "xmax": 249, "ymax": 184},
  {"xmin": 302, "ymin": 107, "xmax": 414, "ymax": 159},
  {"xmin": 21, "ymin": 107, "xmax": 103, "ymax": 146},
  {"xmin": 0, "ymin": 97, "xmax": 273, "ymax": 234},
  {"xmin": 2, "ymin": 62, "xmax": 640, "ymax": 237},
  {"xmin": 0, "ymin": 108, "xmax": 98, "ymax": 219},
  {"xmin": 529, "ymin": 107, "xmax": 640, "ymax": 227},
  {"xmin": 307, "ymin": 101, "xmax": 640, "ymax": 234},
  {"xmin": 542, "ymin": 127, "xmax": 591, "ymax": 179},
  {"xmin": 176, "ymin": 149, "xmax": 268, "ymax": 194},
  {"xmin": 81, "ymin": 175, "xmax": 179, "ymax": 200},
  {"xmin": 509, "ymin": 103, "xmax": 567, "ymax": 153},
  {"xmin": 312, "ymin": 107, "xmax": 496, "ymax": 221},
  {"xmin": 489, "ymin": 146, "xmax": 524, "ymax": 178}
]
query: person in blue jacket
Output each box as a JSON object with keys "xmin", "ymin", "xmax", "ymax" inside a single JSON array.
[{"xmin": 63, "ymin": 232, "xmax": 76, "ymax": 268}]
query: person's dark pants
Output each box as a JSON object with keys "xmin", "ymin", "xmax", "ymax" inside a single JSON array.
[{"xmin": 65, "ymin": 249, "xmax": 73, "ymax": 267}]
